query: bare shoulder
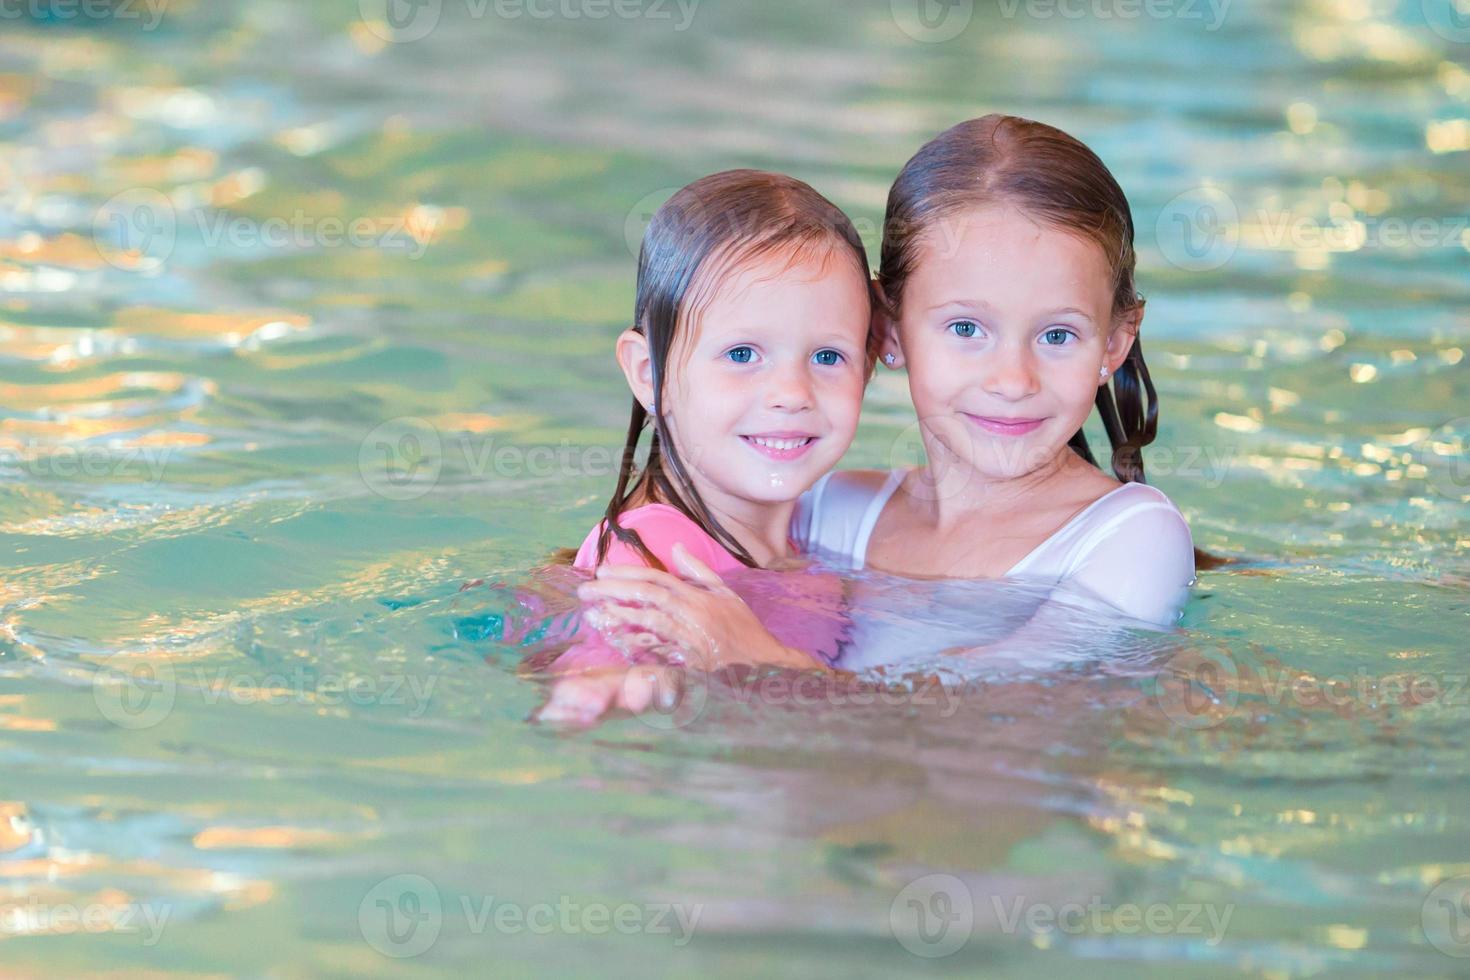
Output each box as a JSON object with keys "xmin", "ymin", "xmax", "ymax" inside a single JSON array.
[
  {"xmin": 1054, "ymin": 457, "xmax": 1128, "ymax": 512},
  {"xmin": 1076, "ymin": 467, "xmax": 1126, "ymax": 502}
]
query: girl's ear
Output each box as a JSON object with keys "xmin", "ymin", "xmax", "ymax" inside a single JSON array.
[
  {"xmin": 872, "ymin": 280, "xmax": 905, "ymax": 370},
  {"xmin": 615, "ymin": 328, "xmax": 656, "ymax": 411},
  {"xmin": 1104, "ymin": 303, "xmax": 1144, "ymax": 379}
]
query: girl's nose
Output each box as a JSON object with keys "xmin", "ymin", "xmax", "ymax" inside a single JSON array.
[
  {"xmin": 983, "ymin": 347, "xmax": 1041, "ymax": 401},
  {"xmin": 766, "ymin": 363, "xmax": 815, "ymax": 412}
]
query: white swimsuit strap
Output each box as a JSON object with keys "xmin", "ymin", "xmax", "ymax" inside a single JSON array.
[{"xmin": 851, "ymin": 468, "xmax": 907, "ymax": 569}]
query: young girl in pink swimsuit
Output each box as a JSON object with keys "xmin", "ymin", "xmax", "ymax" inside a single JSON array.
[
  {"xmin": 578, "ymin": 116, "xmax": 1200, "ymax": 668},
  {"xmin": 534, "ymin": 169, "xmax": 877, "ymax": 724}
]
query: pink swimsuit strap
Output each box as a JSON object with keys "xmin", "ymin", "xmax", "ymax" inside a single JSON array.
[{"xmin": 573, "ymin": 504, "xmax": 746, "ymax": 574}]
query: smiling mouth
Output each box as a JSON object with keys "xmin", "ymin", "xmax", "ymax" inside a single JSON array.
[
  {"xmin": 740, "ymin": 434, "xmax": 817, "ymax": 460},
  {"xmin": 961, "ymin": 414, "xmax": 1047, "ymax": 436}
]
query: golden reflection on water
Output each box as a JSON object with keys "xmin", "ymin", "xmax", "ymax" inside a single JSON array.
[
  {"xmin": 1426, "ymin": 118, "xmax": 1470, "ymax": 154},
  {"xmin": 191, "ymin": 826, "xmax": 350, "ymax": 850},
  {"xmin": 0, "ymin": 801, "xmax": 33, "ymax": 851},
  {"xmin": 109, "ymin": 309, "xmax": 309, "ymax": 345}
]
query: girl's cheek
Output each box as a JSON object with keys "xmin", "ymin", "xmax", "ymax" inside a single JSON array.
[
  {"xmin": 689, "ymin": 365, "xmax": 739, "ymax": 397},
  {"xmin": 836, "ymin": 384, "xmax": 866, "ymax": 424},
  {"xmin": 909, "ymin": 355, "xmax": 961, "ymax": 401},
  {"xmin": 1055, "ymin": 357, "xmax": 1106, "ymax": 393}
]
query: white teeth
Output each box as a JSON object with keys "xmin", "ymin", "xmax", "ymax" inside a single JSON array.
[{"xmin": 747, "ymin": 436, "xmax": 811, "ymax": 451}]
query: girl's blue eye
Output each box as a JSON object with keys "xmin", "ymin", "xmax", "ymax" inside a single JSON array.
[
  {"xmin": 1041, "ymin": 328, "xmax": 1075, "ymax": 346},
  {"xmin": 813, "ymin": 349, "xmax": 843, "ymax": 366},
  {"xmin": 950, "ymin": 320, "xmax": 979, "ymax": 339},
  {"xmin": 726, "ymin": 346, "xmax": 755, "ymax": 364}
]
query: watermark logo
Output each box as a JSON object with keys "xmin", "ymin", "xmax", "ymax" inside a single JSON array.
[
  {"xmin": 886, "ymin": 418, "xmax": 928, "ymax": 471},
  {"xmin": 359, "ymin": 0, "xmax": 443, "ymax": 42},
  {"xmin": 890, "ymin": 873, "xmax": 974, "ymax": 958},
  {"xmin": 1425, "ymin": 875, "xmax": 1470, "ymax": 957},
  {"xmin": 359, "ymin": 874, "xmax": 443, "ymax": 958},
  {"xmin": 1155, "ymin": 187, "xmax": 1240, "ymax": 272},
  {"xmin": 1417, "ymin": 417, "xmax": 1470, "ymax": 502},
  {"xmin": 1153, "ymin": 646, "xmax": 1241, "ymax": 730},
  {"xmin": 624, "ymin": 663, "xmax": 710, "ymax": 730},
  {"xmin": 359, "ymin": 417, "xmax": 444, "ymax": 501},
  {"xmin": 623, "ymin": 184, "xmax": 719, "ymax": 260},
  {"xmin": 884, "ymin": 417, "xmax": 976, "ymax": 504},
  {"xmin": 623, "ymin": 187, "xmax": 681, "ymax": 260},
  {"xmin": 92, "ymin": 654, "xmax": 178, "ymax": 730},
  {"xmin": 891, "ymin": 0, "xmax": 975, "ymax": 42},
  {"xmin": 1423, "ymin": 0, "xmax": 1470, "ymax": 44},
  {"xmin": 93, "ymin": 187, "xmax": 178, "ymax": 270}
]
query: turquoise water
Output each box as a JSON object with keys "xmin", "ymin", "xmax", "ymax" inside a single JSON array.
[{"xmin": 1, "ymin": 1, "xmax": 1468, "ymax": 975}]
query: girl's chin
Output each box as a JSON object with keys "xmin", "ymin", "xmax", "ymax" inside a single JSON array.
[
  {"xmin": 735, "ymin": 480, "xmax": 812, "ymax": 501},
  {"xmin": 697, "ymin": 450, "xmax": 842, "ymax": 505},
  {"xmin": 951, "ymin": 444, "xmax": 1072, "ymax": 482},
  {"xmin": 727, "ymin": 468, "xmax": 826, "ymax": 502}
]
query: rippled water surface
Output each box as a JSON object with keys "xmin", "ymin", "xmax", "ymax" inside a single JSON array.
[{"xmin": 1, "ymin": 1, "xmax": 1467, "ymax": 976}]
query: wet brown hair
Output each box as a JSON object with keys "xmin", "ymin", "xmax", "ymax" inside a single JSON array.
[
  {"xmin": 593, "ymin": 169, "xmax": 877, "ymax": 570},
  {"xmin": 879, "ymin": 115, "xmax": 1222, "ymax": 569}
]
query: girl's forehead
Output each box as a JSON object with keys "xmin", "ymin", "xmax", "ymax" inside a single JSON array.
[
  {"xmin": 705, "ymin": 239, "xmax": 859, "ymax": 296},
  {"xmin": 681, "ymin": 240, "xmax": 867, "ymax": 328},
  {"xmin": 919, "ymin": 205, "xmax": 1088, "ymax": 255},
  {"xmin": 910, "ymin": 208, "xmax": 1114, "ymax": 293}
]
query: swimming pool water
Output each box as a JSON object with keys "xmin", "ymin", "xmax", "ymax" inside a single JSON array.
[{"xmin": 0, "ymin": 2, "xmax": 1467, "ymax": 975}]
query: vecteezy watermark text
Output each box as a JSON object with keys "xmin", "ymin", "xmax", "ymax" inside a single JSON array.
[
  {"xmin": 357, "ymin": 874, "xmax": 701, "ymax": 958},
  {"xmin": 1155, "ymin": 186, "xmax": 1470, "ymax": 272},
  {"xmin": 1153, "ymin": 646, "xmax": 1470, "ymax": 730},
  {"xmin": 995, "ymin": 0, "xmax": 1230, "ymax": 30},
  {"xmin": 890, "ymin": 0, "xmax": 1230, "ymax": 43},
  {"xmin": 358, "ymin": 418, "xmax": 636, "ymax": 500},
  {"xmin": 358, "ymin": 0, "xmax": 700, "ymax": 43},
  {"xmin": 888, "ymin": 873, "xmax": 1234, "ymax": 958},
  {"xmin": 0, "ymin": 0, "xmax": 170, "ymax": 30},
  {"xmin": 92, "ymin": 657, "xmax": 439, "ymax": 730},
  {"xmin": 93, "ymin": 188, "xmax": 452, "ymax": 270},
  {"xmin": 0, "ymin": 443, "xmax": 175, "ymax": 484},
  {"xmin": 990, "ymin": 894, "xmax": 1234, "ymax": 946},
  {"xmin": 1, "ymin": 896, "xmax": 171, "ymax": 946}
]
